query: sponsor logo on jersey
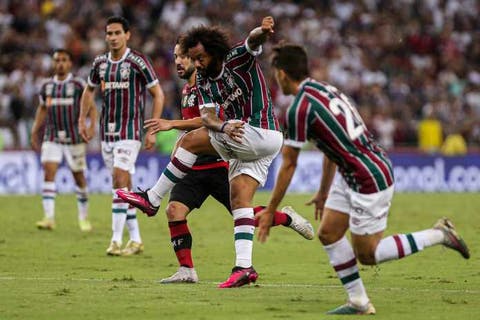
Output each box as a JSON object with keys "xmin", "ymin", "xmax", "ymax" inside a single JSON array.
[
  {"xmin": 104, "ymin": 82, "xmax": 129, "ymax": 89},
  {"xmin": 222, "ymin": 87, "xmax": 243, "ymax": 110},
  {"xmin": 47, "ymin": 97, "xmax": 75, "ymax": 106},
  {"xmin": 99, "ymin": 62, "xmax": 108, "ymax": 78}
]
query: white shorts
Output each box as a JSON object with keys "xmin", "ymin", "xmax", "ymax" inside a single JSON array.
[
  {"xmin": 209, "ymin": 123, "xmax": 283, "ymax": 186},
  {"xmin": 41, "ymin": 141, "xmax": 87, "ymax": 172},
  {"xmin": 325, "ymin": 177, "xmax": 395, "ymax": 235},
  {"xmin": 101, "ymin": 140, "xmax": 141, "ymax": 175}
]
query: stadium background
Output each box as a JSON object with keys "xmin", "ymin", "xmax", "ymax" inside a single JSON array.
[{"xmin": 0, "ymin": 0, "xmax": 479, "ymax": 193}]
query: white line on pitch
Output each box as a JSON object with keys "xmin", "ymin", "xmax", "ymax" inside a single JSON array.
[{"xmin": 0, "ymin": 276, "xmax": 478, "ymax": 294}]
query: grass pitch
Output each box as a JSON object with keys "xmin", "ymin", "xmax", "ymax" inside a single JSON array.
[{"xmin": 0, "ymin": 192, "xmax": 478, "ymax": 319}]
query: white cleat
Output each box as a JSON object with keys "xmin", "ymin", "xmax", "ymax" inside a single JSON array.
[
  {"xmin": 282, "ymin": 206, "xmax": 315, "ymax": 240},
  {"xmin": 159, "ymin": 266, "xmax": 199, "ymax": 284}
]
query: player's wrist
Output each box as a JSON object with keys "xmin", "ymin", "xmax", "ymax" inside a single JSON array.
[{"xmin": 220, "ymin": 121, "xmax": 228, "ymax": 132}]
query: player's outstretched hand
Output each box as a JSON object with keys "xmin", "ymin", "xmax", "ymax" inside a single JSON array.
[
  {"xmin": 256, "ymin": 207, "xmax": 274, "ymax": 243},
  {"xmin": 305, "ymin": 192, "xmax": 327, "ymax": 220},
  {"xmin": 144, "ymin": 118, "xmax": 173, "ymax": 134}
]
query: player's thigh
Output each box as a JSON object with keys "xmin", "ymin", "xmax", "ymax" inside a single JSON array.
[
  {"xmin": 209, "ymin": 125, "xmax": 282, "ymax": 161},
  {"xmin": 169, "ymin": 171, "xmax": 210, "ymax": 212},
  {"xmin": 348, "ymin": 185, "xmax": 394, "ymax": 236},
  {"xmin": 41, "ymin": 142, "xmax": 62, "ymax": 180},
  {"xmin": 113, "ymin": 140, "xmax": 141, "ymax": 174},
  {"xmin": 206, "ymin": 167, "xmax": 231, "ymax": 213},
  {"xmin": 64, "ymin": 143, "xmax": 87, "ymax": 172},
  {"xmin": 228, "ymin": 153, "xmax": 276, "ymax": 189},
  {"xmin": 180, "ymin": 127, "xmax": 217, "ymax": 154}
]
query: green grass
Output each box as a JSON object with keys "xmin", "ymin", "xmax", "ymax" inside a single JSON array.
[{"xmin": 0, "ymin": 192, "xmax": 478, "ymax": 319}]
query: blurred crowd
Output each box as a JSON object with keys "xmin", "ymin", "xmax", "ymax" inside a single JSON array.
[{"xmin": 1, "ymin": 0, "xmax": 479, "ymax": 154}]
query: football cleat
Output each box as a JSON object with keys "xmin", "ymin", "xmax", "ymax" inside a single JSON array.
[
  {"xmin": 326, "ymin": 301, "xmax": 376, "ymax": 315},
  {"xmin": 78, "ymin": 219, "xmax": 92, "ymax": 232},
  {"xmin": 218, "ymin": 266, "xmax": 258, "ymax": 288},
  {"xmin": 116, "ymin": 188, "xmax": 159, "ymax": 217},
  {"xmin": 159, "ymin": 266, "xmax": 199, "ymax": 284},
  {"xmin": 433, "ymin": 217, "xmax": 470, "ymax": 259},
  {"xmin": 281, "ymin": 206, "xmax": 315, "ymax": 240},
  {"xmin": 106, "ymin": 241, "xmax": 122, "ymax": 256},
  {"xmin": 121, "ymin": 240, "xmax": 144, "ymax": 256},
  {"xmin": 36, "ymin": 217, "xmax": 55, "ymax": 230}
]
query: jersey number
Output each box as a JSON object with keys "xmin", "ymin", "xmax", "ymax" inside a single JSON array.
[{"xmin": 326, "ymin": 85, "xmax": 365, "ymax": 140}]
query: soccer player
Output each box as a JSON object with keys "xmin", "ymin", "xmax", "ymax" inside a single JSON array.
[
  {"xmin": 257, "ymin": 43, "xmax": 470, "ymax": 314},
  {"xmin": 118, "ymin": 17, "xmax": 284, "ymax": 287},
  {"xmin": 31, "ymin": 49, "xmax": 94, "ymax": 232},
  {"xmin": 142, "ymin": 40, "xmax": 313, "ymax": 283},
  {"xmin": 79, "ymin": 16, "xmax": 165, "ymax": 256}
]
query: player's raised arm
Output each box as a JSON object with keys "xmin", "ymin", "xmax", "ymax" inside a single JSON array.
[{"xmin": 247, "ymin": 16, "xmax": 275, "ymax": 51}]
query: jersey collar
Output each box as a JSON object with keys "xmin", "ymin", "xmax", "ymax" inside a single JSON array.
[
  {"xmin": 108, "ymin": 47, "xmax": 131, "ymax": 64},
  {"xmin": 53, "ymin": 73, "xmax": 73, "ymax": 83}
]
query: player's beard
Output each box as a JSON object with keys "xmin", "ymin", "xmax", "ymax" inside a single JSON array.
[{"xmin": 179, "ymin": 66, "xmax": 195, "ymax": 80}]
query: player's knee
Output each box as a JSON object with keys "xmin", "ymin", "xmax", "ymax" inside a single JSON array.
[
  {"xmin": 317, "ymin": 226, "xmax": 342, "ymax": 245},
  {"xmin": 165, "ymin": 203, "xmax": 187, "ymax": 221},
  {"xmin": 355, "ymin": 250, "xmax": 377, "ymax": 265}
]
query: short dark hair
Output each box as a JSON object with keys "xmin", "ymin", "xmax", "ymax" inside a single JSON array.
[
  {"xmin": 271, "ymin": 43, "xmax": 309, "ymax": 81},
  {"xmin": 53, "ymin": 48, "xmax": 72, "ymax": 60},
  {"xmin": 106, "ymin": 16, "xmax": 130, "ymax": 32},
  {"xmin": 180, "ymin": 25, "xmax": 230, "ymax": 62}
]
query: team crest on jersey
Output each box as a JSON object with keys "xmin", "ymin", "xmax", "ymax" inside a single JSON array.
[
  {"xmin": 120, "ymin": 62, "xmax": 131, "ymax": 80},
  {"xmin": 222, "ymin": 68, "xmax": 235, "ymax": 89},
  {"xmin": 46, "ymin": 83, "xmax": 54, "ymax": 96},
  {"xmin": 99, "ymin": 62, "xmax": 108, "ymax": 79},
  {"xmin": 66, "ymin": 83, "xmax": 74, "ymax": 96}
]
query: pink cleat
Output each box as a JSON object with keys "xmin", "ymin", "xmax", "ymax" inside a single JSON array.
[
  {"xmin": 116, "ymin": 188, "xmax": 159, "ymax": 217},
  {"xmin": 218, "ymin": 267, "xmax": 258, "ymax": 288}
]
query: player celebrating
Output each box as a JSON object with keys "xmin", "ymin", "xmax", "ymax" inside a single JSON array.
[
  {"xmin": 118, "ymin": 17, "xmax": 284, "ymax": 287},
  {"xmin": 79, "ymin": 16, "xmax": 164, "ymax": 256},
  {"xmin": 258, "ymin": 43, "xmax": 470, "ymax": 314},
  {"xmin": 142, "ymin": 39, "xmax": 313, "ymax": 283},
  {"xmin": 32, "ymin": 49, "xmax": 94, "ymax": 232}
]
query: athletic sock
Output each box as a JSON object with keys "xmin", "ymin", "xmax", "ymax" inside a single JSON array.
[
  {"xmin": 168, "ymin": 220, "xmax": 193, "ymax": 268},
  {"xmin": 42, "ymin": 181, "xmax": 56, "ymax": 220},
  {"xmin": 76, "ymin": 186, "xmax": 88, "ymax": 221},
  {"xmin": 233, "ymin": 208, "xmax": 255, "ymax": 268},
  {"xmin": 375, "ymin": 229, "xmax": 444, "ymax": 263},
  {"xmin": 253, "ymin": 206, "xmax": 291, "ymax": 227},
  {"xmin": 148, "ymin": 147, "xmax": 197, "ymax": 207},
  {"xmin": 324, "ymin": 236, "xmax": 370, "ymax": 307},
  {"xmin": 126, "ymin": 204, "xmax": 142, "ymax": 243},
  {"xmin": 111, "ymin": 188, "xmax": 128, "ymax": 244}
]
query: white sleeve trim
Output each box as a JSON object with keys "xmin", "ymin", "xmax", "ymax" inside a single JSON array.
[
  {"xmin": 284, "ymin": 139, "xmax": 305, "ymax": 149},
  {"xmin": 244, "ymin": 38, "xmax": 262, "ymax": 56},
  {"xmin": 146, "ymin": 79, "xmax": 159, "ymax": 89},
  {"xmin": 87, "ymin": 77, "xmax": 99, "ymax": 88},
  {"xmin": 199, "ymin": 103, "xmax": 216, "ymax": 110}
]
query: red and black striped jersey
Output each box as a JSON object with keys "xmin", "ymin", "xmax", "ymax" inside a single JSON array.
[{"xmin": 180, "ymin": 83, "xmax": 227, "ymax": 171}]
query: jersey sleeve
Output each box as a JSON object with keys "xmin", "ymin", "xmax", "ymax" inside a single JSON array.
[
  {"xmin": 196, "ymin": 79, "xmax": 215, "ymax": 110},
  {"xmin": 87, "ymin": 59, "xmax": 100, "ymax": 88},
  {"xmin": 283, "ymin": 99, "xmax": 308, "ymax": 149},
  {"xmin": 137, "ymin": 55, "xmax": 159, "ymax": 88},
  {"xmin": 38, "ymin": 82, "xmax": 46, "ymax": 106}
]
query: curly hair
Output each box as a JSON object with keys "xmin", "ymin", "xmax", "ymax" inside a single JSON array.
[{"xmin": 180, "ymin": 25, "xmax": 230, "ymax": 62}]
